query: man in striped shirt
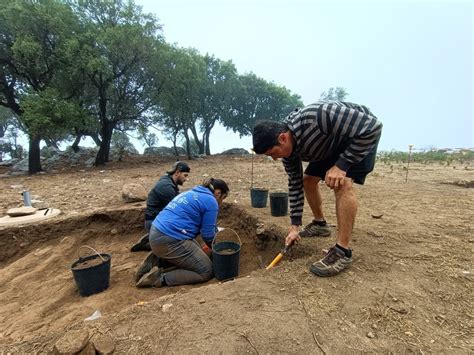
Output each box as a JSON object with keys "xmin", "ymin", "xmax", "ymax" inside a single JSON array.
[{"xmin": 252, "ymin": 102, "xmax": 382, "ymax": 277}]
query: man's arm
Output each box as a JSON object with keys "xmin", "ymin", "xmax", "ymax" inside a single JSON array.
[
  {"xmin": 282, "ymin": 156, "xmax": 304, "ymax": 226},
  {"xmin": 200, "ymin": 200, "xmax": 219, "ymax": 246}
]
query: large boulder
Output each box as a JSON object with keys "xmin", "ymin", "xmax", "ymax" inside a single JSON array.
[
  {"xmin": 42, "ymin": 147, "xmax": 97, "ymax": 169},
  {"xmin": 0, "ymin": 158, "xmax": 19, "ymax": 167},
  {"xmin": 220, "ymin": 148, "xmax": 250, "ymax": 156},
  {"xmin": 110, "ymin": 145, "xmax": 140, "ymax": 159},
  {"xmin": 7, "ymin": 206, "xmax": 37, "ymax": 217},
  {"xmin": 53, "ymin": 329, "xmax": 90, "ymax": 354},
  {"xmin": 11, "ymin": 158, "xmax": 31, "ymax": 173},
  {"xmin": 91, "ymin": 334, "xmax": 115, "ymax": 355},
  {"xmin": 67, "ymin": 147, "xmax": 98, "ymax": 165},
  {"xmin": 144, "ymin": 146, "xmax": 186, "ymax": 156},
  {"xmin": 122, "ymin": 183, "xmax": 147, "ymax": 203},
  {"xmin": 40, "ymin": 146, "xmax": 61, "ymax": 159}
]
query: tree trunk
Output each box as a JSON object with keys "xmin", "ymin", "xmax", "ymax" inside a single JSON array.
[
  {"xmin": 172, "ymin": 132, "xmax": 179, "ymax": 158},
  {"xmin": 95, "ymin": 85, "xmax": 110, "ymax": 166},
  {"xmin": 28, "ymin": 134, "xmax": 42, "ymax": 174},
  {"xmin": 189, "ymin": 124, "xmax": 204, "ymax": 155},
  {"xmin": 71, "ymin": 134, "xmax": 82, "ymax": 152},
  {"xmin": 44, "ymin": 139, "xmax": 59, "ymax": 148},
  {"xmin": 205, "ymin": 129, "xmax": 211, "ymax": 155},
  {"xmin": 203, "ymin": 120, "xmax": 216, "ymax": 155},
  {"xmin": 183, "ymin": 129, "xmax": 192, "ymax": 160},
  {"xmin": 90, "ymin": 133, "xmax": 101, "ymax": 147},
  {"xmin": 0, "ymin": 126, "xmax": 4, "ymax": 161},
  {"xmin": 95, "ymin": 121, "xmax": 114, "ymax": 166}
]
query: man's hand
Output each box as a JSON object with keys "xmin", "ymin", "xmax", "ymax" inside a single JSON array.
[
  {"xmin": 325, "ymin": 165, "xmax": 347, "ymax": 189},
  {"xmin": 202, "ymin": 244, "xmax": 212, "ymax": 257},
  {"xmin": 285, "ymin": 225, "xmax": 301, "ymax": 247}
]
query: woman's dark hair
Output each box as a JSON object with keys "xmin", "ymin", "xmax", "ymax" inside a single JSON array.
[
  {"xmin": 252, "ymin": 120, "xmax": 289, "ymax": 154},
  {"xmin": 202, "ymin": 178, "xmax": 229, "ymax": 195}
]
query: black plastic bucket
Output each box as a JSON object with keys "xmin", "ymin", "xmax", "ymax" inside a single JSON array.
[
  {"xmin": 270, "ymin": 191, "xmax": 289, "ymax": 217},
  {"xmin": 212, "ymin": 229, "xmax": 241, "ymax": 281},
  {"xmin": 71, "ymin": 246, "xmax": 111, "ymax": 297},
  {"xmin": 250, "ymin": 188, "xmax": 268, "ymax": 208}
]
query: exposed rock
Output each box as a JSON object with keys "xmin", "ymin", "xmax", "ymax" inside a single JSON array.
[
  {"xmin": 78, "ymin": 341, "xmax": 96, "ymax": 355},
  {"xmin": 110, "ymin": 145, "xmax": 139, "ymax": 157},
  {"xmin": 40, "ymin": 146, "xmax": 61, "ymax": 159},
  {"xmin": 0, "ymin": 158, "xmax": 19, "ymax": 167},
  {"xmin": 254, "ymin": 223, "xmax": 282, "ymax": 250},
  {"xmin": 67, "ymin": 148, "xmax": 97, "ymax": 165},
  {"xmin": 11, "ymin": 158, "xmax": 30, "ymax": 172},
  {"xmin": 38, "ymin": 147, "xmax": 98, "ymax": 170},
  {"xmin": 84, "ymin": 157, "xmax": 95, "ymax": 168},
  {"xmin": 7, "ymin": 206, "xmax": 37, "ymax": 217},
  {"xmin": 220, "ymin": 148, "xmax": 249, "ymax": 155},
  {"xmin": 91, "ymin": 334, "xmax": 115, "ymax": 355},
  {"xmin": 144, "ymin": 146, "xmax": 186, "ymax": 156},
  {"xmin": 122, "ymin": 183, "xmax": 147, "ymax": 203},
  {"xmin": 53, "ymin": 329, "xmax": 89, "ymax": 354},
  {"xmin": 31, "ymin": 199, "xmax": 49, "ymax": 210}
]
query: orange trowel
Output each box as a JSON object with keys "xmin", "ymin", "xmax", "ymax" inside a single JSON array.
[{"xmin": 266, "ymin": 244, "xmax": 292, "ymax": 270}]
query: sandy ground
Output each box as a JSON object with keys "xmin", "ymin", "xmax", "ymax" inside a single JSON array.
[{"xmin": 0, "ymin": 154, "xmax": 473, "ymax": 353}]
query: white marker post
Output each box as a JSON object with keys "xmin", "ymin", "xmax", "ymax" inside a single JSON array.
[{"xmin": 405, "ymin": 144, "xmax": 414, "ymax": 182}]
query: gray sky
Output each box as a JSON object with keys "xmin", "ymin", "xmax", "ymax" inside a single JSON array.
[{"xmin": 136, "ymin": 0, "xmax": 473, "ymax": 153}]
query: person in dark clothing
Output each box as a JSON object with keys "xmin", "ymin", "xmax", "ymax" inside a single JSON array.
[
  {"xmin": 136, "ymin": 178, "xmax": 229, "ymax": 288},
  {"xmin": 252, "ymin": 101, "xmax": 382, "ymax": 277},
  {"xmin": 131, "ymin": 161, "xmax": 191, "ymax": 252}
]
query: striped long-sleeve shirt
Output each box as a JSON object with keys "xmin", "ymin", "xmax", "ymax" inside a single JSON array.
[{"xmin": 282, "ymin": 102, "xmax": 383, "ymax": 226}]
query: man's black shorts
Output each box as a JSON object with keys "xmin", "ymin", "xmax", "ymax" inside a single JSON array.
[{"xmin": 304, "ymin": 145, "xmax": 378, "ymax": 185}]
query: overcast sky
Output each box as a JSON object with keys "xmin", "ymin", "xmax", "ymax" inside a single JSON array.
[{"xmin": 136, "ymin": 0, "xmax": 473, "ymax": 153}]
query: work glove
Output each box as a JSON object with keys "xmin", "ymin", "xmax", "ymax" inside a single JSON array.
[{"xmin": 202, "ymin": 244, "xmax": 212, "ymax": 257}]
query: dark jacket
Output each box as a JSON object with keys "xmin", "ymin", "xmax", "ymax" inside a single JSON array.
[{"xmin": 144, "ymin": 175, "xmax": 179, "ymax": 220}]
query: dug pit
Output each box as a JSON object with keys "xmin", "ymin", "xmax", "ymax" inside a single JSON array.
[{"xmin": 0, "ymin": 203, "xmax": 295, "ymax": 343}]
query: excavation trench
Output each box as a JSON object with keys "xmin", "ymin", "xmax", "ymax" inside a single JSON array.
[{"xmin": 0, "ymin": 203, "xmax": 292, "ymax": 342}]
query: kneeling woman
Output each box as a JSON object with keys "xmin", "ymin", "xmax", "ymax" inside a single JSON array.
[{"xmin": 136, "ymin": 178, "xmax": 229, "ymax": 288}]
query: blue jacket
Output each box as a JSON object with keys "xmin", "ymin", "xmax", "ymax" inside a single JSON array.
[{"xmin": 152, "ymin": 186, "xmax": 218, "ymax": 244}]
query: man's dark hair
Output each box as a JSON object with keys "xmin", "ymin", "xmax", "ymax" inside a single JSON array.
[
  {"xmin": 167, "ymin": 161, "xmax": 191, "ymax": 175},
  {"xmin": 202, "ymin": 178, "xmax": 230, "ymax": 195},
  {"xmin": 252, "ymin": 120, "xmax": 289, "ymax": 154}
]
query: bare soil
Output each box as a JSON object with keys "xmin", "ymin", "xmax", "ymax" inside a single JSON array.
[{"xmin": 0, "ymin": 155, "xmax": 472, "ymax": 353}]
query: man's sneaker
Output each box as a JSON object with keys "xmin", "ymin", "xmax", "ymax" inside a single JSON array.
[
  {"xmin": 299, "ymin": 220, "xmax": 331, "ymax": 238},
  {"xmin": 131, "ymin": 233, "xmax": 151, "ymax": 252},
  {"xmin": 136, "ymin": 266, "xmax": 163, "ymax": 288},
  {"xmin": 309, "ymin": 246, "xmax": 352, "ymax": 277},
  {"xmin": 134, "ymin": 252, "xmax": 160, "ymax": 282}
]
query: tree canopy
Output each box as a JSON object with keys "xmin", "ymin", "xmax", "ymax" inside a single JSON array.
[{"xmin": 0, "ymin": 0, "xmax": 306, "ymax": 172}]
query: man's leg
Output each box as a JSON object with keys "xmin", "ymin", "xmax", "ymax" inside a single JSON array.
[
  {"xmin": 300, "ymin": 175, "xmax": 331, "ymax": 237},
  {"xmin": 309, "ymin": 177, "xmax": 354, "ymax": 277},
  {"xmin": 334, "ymin": 178, "xmax": 358, "ymax": 248},
  {"xmin": 140, "ymin": 232, "xmax": 213, "ymax": 287},
  {"xmin": 130, "ymin": 220, "xmax": 152, "ymax": 252},
  {"xmin": 160, "ymin": 239, "xmax": 213, "ymax": 286},
  {"xmin": 303, "ymin": 175, "xmax": 324, "ymax": 219}
]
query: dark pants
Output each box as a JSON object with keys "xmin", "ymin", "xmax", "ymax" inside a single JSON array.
[
  {"xmin": 305, "ymin": 140, "xmax": 380, "ymax": 185},
  {"xmin": 144, "ymin": 219, "xmax": 153, "ymax": 232},
  {"xmin": 149, "ymin": 225, "xmax": 213, "ymax": 286}
]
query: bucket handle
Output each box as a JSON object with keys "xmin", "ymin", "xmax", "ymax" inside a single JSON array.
[
  {"xmin": 212, "ymin": 227, "xmax": 242, "ymax": 247},
  {"xmin": 78, "ymin": 245, "xmax": 106, "ymax": 262}
]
